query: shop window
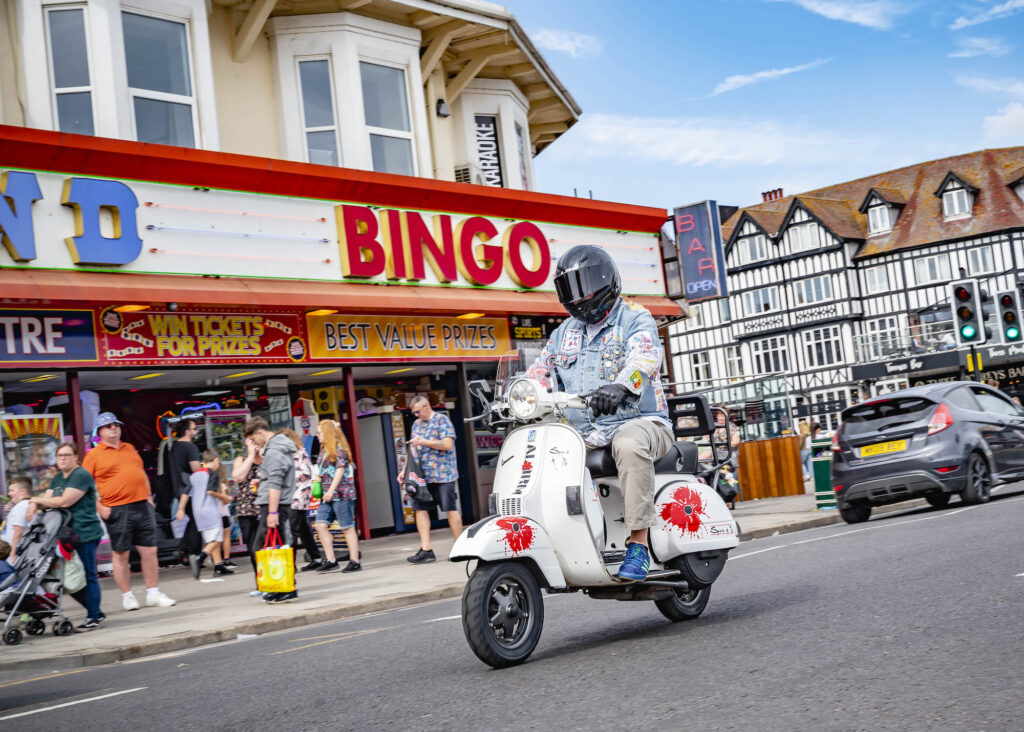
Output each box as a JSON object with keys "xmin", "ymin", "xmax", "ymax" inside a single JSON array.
[
  {"xmin": 864, "ymin": 264, "xmax": 889, "ymax": 294},
  {"xmin": 867, "ymin": 204, "xmax": 891, "ymax": 235},
  {"xmin": 967, "ymin": 245, "xmax": 994, "ymax": 275},
  {"xmin": 298, "ymin": 59, "xmax": 339, "ymax": 166},
  {"xmin": 46, "ymin": 7, "xmax": 94, "ymax": 135},
  {"xmin": 942, "ymin": 187, "xmax": 972, "ymax": 219},
  {"xmin": 122, "ymin": 11, "xmax": 197, "ymax": 147},
  {"xmin": 913, "ymin": 253, "xmax": 951, "ymax": 285},
  {"xmin": 360, "ymin": 61, "xmax": 414, "ymax": 176}
]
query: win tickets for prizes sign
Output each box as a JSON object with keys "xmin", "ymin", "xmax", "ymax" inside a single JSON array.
[{"xmin": 99, "ymin": 307, "xmax": 307, "ymax": 366}]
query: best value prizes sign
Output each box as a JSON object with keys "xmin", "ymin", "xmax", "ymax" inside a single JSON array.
[{"xmin": 672, "ymin": 201, "xmax": 728, "ymax": 303}]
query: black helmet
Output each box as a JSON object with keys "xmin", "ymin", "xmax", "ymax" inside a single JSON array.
[{"xmin": 553, "ymin": 245, "xmax": 621, "ymax": 325}]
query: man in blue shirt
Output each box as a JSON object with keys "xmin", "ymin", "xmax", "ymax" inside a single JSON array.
[{"xmin": 404, "ymin": 396, "xmax": 460, "ymax": 564}]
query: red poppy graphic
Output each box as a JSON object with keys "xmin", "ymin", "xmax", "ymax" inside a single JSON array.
[
  {"xmin": 659, "ymin": 486, "xmax": 708, "ymax": 536},
  {"xmin": 496, "ymin": 517, "xmax": 535, "ymax": 556},
  {"xmin": 522, "ymin": 460, "xmax": 533, "ymax": 472}
]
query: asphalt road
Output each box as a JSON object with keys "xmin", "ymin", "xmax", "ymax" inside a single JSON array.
[{"xmin": 3, "ymin": 490, "xmax": 1024, "ymax": 731}]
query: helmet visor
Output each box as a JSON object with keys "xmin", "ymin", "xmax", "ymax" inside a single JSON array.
[{"xmin": 554, "ymin": 264, "xmax": 612, "ymax": 306}]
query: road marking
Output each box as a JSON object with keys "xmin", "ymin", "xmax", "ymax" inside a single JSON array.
[
  {"xmin": 1016, "ymin": 573, "xmax": 1024, "ymax": 577},
  {"xmin": 424, "ymin": 614, "xmax": 461, "ymax": 623},
  {"xmin": 0, "ymin": 667, "xmax": 95, "ymax": 690},
  {"xmin": 729, "ymin": 545, "xmax": 784, "ymax": 560},
  {"xmin": 272, "ymin": 627, "xmax": 391, "ymax": 655},
  {"xmin": 0, "ymin": 687, "xmax": 146, "ymax": 721}
]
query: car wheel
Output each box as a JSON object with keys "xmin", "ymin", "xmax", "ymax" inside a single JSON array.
[
  {"xmin": 925, "ymin": 493, "xmax": 951, "ymax": 508},
  {"xmin": 960, "ymin": 452, "xmax": 992, "ymax": 505},
  {"xmin": 839, "ymin": 502, "xmax": 871, "ymax": 524}
]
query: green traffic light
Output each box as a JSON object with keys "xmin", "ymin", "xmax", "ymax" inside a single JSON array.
[
  {"xmin": 961, "ymin": 324, "xmax": 977, "ymax": 339},
  {"xmin": 1007, "ymin": 326, "xmax": 1021, "ymax": 340}
]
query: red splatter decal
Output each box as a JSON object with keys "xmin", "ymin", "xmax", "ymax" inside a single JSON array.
[
  {"xmin": 496, "ymin": 517, "xmax": 535, "ymax": 556},
  {"xmin": 659, "ymin": 486, "xmax": 708, "ymax": 536},
  {"xmin": 522, "ymin": 460, "xmax": 533, "ymax": 471}
]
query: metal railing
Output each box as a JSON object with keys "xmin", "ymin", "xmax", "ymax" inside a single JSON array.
[{"xmin": 853, "ymin": 325, "xmax": 958, "ymax": 362}]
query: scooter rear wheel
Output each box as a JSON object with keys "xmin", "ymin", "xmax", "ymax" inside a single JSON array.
[
  {"xmin": 655, "ymin": 585, "xmax": 710, "ymax": 622},
  {"xmin": 462, "ymin": 561, "xmax": 544, "ymax": 669}
]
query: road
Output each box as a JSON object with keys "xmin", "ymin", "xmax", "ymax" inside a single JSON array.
[{"xmin": 3, "ymin": 492, "xmax": 1024, "ymax": 730}]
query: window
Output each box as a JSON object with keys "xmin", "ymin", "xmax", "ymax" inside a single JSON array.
[
  {"xmin": 790, "ymin": 223, "xmax": 821, "ymax": 252},
  {"xmin": 46, "ymin": 7, "xmax": 94, "ymax": 135},
  {"xmin": 725, "ymin": 346, "xmax": 743, "ymax": 378},
  {"xmin": 867, "ymin": 204, "xmax": 891, "ymax": 234},
  {"xmin": 803, "ymin": 326, "xmax": 843, "ymax": 367},
  {"xmin": 297, "ymin": 59, "xmax": 339, "ymax": 166},
  {"xmin": 687, "ymin": 304, "xmax": 704, "ymax": 329},
  {"xmin": 913, "ymin": 254, "xmax": 951, "ymax": 285},
  {"xmin": 751, "ymin": 336, "xmax": 789, "ymax": 373},
  {"xmin": 122, "ymin": 12, "xmax": 197, "ymax": 148},
  {"xmin": 864, "ymin": 265, "xmax": 889, "ymax": 294},
  {"xmin": 946, "ymin": 387, "xmax": 981, "ymax": 411},
  {"xmin": 794, "ymin": 275, "xmax": 833, "ymax": 306},
  {"xmin": 967, "ymin": 245, "xmax": 994, "ymax": 275},
  {"xmin": 943, "ymin": 187, "xmax": 971, "ymax": 219},
  {"xmin": 971, "ymin": 387, "xmax": 1018, "ymax": 416},
  {"xmin": 719, "ymin": 298, "xmax": 732, "ymax": 323},
  {"xmin": 863, "ymin": 316, "xmax": 900, "ymax": 360},
  {"xmin": 743, "ymin": 286, "xmax": 781, "ymax": 316},
  {"xmin": 690, "ymin": 351, "xmax": 711, "ymax": 386},
  {"xmin": 360, "ymin": 61, "xmax": 414, "ymax": 175},
  {"xmin": 737, "ymin": 234, "xmax": 768, "ymax": 264}
]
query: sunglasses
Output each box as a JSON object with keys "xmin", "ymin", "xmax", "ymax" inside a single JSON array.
[
  {"xmin": 413, "ymin": 409, "xmax": 422, "ymax": 416},
  {"xmin": 56, "ymin": 453, "xmax": 75, "ymax": 458}
]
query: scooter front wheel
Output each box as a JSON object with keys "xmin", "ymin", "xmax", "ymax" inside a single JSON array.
[
  {"xmin": 462, "ymin": 561, "xmax": 544, "ymax": 668},
  {"xmin": 655, "ymin": 585, "xmax": 711, "ymax": 622}
]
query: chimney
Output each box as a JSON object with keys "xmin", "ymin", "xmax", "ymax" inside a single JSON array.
[{"xmin": 761, "ymin": 188, "xmax": 784, "ymax": 202}]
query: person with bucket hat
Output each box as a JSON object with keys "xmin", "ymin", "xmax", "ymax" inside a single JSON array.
[{"xmin": 82, "ymin": 412, "xmax": 176, "ymax": 611}]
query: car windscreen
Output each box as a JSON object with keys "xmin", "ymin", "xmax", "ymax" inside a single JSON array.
[{"xmin": 840, "ymin": 397, "xmax": 935, "ymax": 436}]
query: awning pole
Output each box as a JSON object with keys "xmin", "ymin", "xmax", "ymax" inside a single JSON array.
[
  {"xmin": 342, "ymin": 366, "xmax": 371, "ymax": 541},
  {"xmin": 68, "ymin": 370, "xmax": 85, "ymax": 457}
]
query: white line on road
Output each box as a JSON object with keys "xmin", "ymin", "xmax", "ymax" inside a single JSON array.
[
  {"xmin": 729, "ymin": 545, "xmax": 785, "ymax": 560},
  {"xmin": 0, "ymin": 687, "xmax": 147, "ymax": 721},
  {"xmin": 424, "ymin": 614, "xmax": 462, "ymax": 622}
]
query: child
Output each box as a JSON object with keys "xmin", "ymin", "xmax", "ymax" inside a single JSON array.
[
  {"xmin": 188, "ymin": 449, "xmax": 235, "ymax": 579},
  {"xmin": 0, "ymin": 540, "xmax": 14, "ymax": 584}
]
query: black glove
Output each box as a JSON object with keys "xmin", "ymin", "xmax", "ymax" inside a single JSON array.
[{"xmin": 590, "ymin": 383, "xmax": 632, "ymax": 417}]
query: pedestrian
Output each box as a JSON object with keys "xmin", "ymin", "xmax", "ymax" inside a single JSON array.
[
  {"xmin": 404, "ymin": 396, "xmax": 461, "ymax": 564},
  {"xmin": 242, "ymin": 416, "xmax": 299, "ymax": 603},
  {"xmin": 798, "ymin": 419, "xmax": 812, "ymax": 479},
  {"xmin": 219, "ymin": 484, "xmax": 235, "ymax": 568},
  {"xmin": 0, "ymin": 476, "xmax": 32, "ymax": 563},
  {"xmin": 27, "ymin": 441, "xmax": 105, "ymax": 630},
  {"xmin": 278, "ymin": 428, "xmax": 323, "ymax": 572},
  {"xmin": 231, "ymin": 437, "xmax": 262, "ymax": 592},
  {"xmin": 169, "ymin": 418, "xmax": 205, "ymax": 575},
  {"xmin": 0, "ymin": 540, "xmax": 13, "ymax": 584},
  {"xmin": 186, "ymin": 449, "xmax": 235, "ymax": 578},
  {"xmin": 312, "ymin": 420, "xmax": 361, "ymax": 573},
  {"xmin": 83, "ymin": 412, "xmax": 175, "ymax": 610}
]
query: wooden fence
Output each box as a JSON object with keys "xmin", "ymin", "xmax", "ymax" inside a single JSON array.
[{"xmin": 736, "ymin": 435, "xmax": 803, "ymax": 501}]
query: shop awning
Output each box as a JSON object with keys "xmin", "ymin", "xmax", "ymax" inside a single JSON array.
[{"xmin": 0, "ymin": 269, "xmax": 682, "ymax": 317}]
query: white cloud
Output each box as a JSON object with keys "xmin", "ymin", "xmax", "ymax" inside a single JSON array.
[
  {"xmin": 950, "ymin": 0, "xmax": 1024, "ymax": 30},
  {"xmin": 772, "ymin": 0, "xmax": 912, "ymax": 30},
  {"xmin": 983, "ymin": 102, "xmax": 1024, "ymax": 144},
  {"xmin": 956, "ymin": 74, "xmax": 1024, "ymax": 99},
  {"xmin": 949, "ymin": 36, "xmax": 1010, "ymax": 58},
  {"xmin": 711, "ymin": 58, "xmax": 829, "ymax": 96},
  {"xmin": 531, "ymin": 29, "xmax": 601, "ymax": 58},
  {"xmin": 548, "ymin": 113, "xmax": 876, "ymax": 168}
]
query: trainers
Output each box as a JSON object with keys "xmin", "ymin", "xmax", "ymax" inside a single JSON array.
[
  {"xmin": 76, "ymin": 616, "xmax": 104, "ymax": 632},
  {"xmin": 189, "ymin": 553, "xmax": 203, "ymax": 580},
  {"xmin": 341, "ymin": 561, "xmax": 361, "ymax": 573},
  {"xmin": 300, "ymin": 559, "xmax": 323, "ymax": 572},
  {"xmin": 213, "ymin": 563, "xmax": 234, "ymax": 576},
  {"xmin": 617, "ymin": 542, "xmax": 650, "ymax": 581},
  {"xmin": 407, "ymin": 549, "xmax": 436, "ymax": 564},
  {"xmin": 265, "ymin": 591, "xmax": 298, "ymax": 603},
  {"xmin": 122, "ymin": 593, "xmax": 140, "ymax": 611},
  {"xmin": 146, "ymin": 591, "xmax": 176, "ymax": 608},
  {"xmin": 316, "ymin": 560, "xmax": 340, "ymax": 573},
  {"xmin": 250, "ymin": 590, "xmax": 266, "ymax": 599},
  {"xmin": 223, "ymin": 559, "xmax": 238, "ymax": 568}
]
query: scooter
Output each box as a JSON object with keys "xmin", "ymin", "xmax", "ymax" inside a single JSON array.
[{"xmin": 450, "ymin": 352, "xmax": 739, "ymax": 668}]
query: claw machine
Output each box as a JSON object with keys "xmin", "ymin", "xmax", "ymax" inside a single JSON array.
[{"xmin": 1, "ymin": 414, "xmax": 64, "ymax": 496}]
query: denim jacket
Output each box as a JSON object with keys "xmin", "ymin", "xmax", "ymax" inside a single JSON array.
[{"xmin": 530, "ymin": 299, "xmax": 668, "ymax": 445}]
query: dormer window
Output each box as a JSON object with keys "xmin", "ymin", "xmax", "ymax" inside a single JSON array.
[
  {"xmin": 867, "ymin": 203, "xmax": 891, "ymax": 235},
  {"xmin": 737, "ymin": 234, "xmax": 768, "ymax": 265},
  {"xmin": 942, "ymin": 187, "xmax": 971, "ymax": 219}
]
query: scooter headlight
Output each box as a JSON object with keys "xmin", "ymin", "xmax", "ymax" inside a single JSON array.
[{"xmin": 507, "ymin": 379, "xmax": 540, "ymax": 420}]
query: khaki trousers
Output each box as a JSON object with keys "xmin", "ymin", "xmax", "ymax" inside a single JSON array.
[{"xmin": 596, "ymin": 420, "xmax": 675, "ymax": 530}]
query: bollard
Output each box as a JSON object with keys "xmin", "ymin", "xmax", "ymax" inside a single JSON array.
[{"xmin": 811, "ymin": 437, "xmax": 836, "ymax": 510}]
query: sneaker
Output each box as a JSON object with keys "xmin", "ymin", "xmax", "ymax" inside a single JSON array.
[
  {"xmin": 341, "ymin": 561, "xmax": 361, "ymax": 573},
  {"xmin": 223, "ymin": 559, "xmax": 238, "ymax": 568},
  {"xmin": 76, "ymin": 616, "xmax": 104, "ymax": 632},
  {"xmin": 316, "ymin": 560, "xmax": 340, "ymax": 573},
  {"xmin": 300, "ymin": 559, "xmax": 324, "ymax": 572},
  {"xmin": 146, "ymin": 591, "xmax": 176, "ymax": 608},
  {"xmin": 265, "ymin": 591, "xmax": 298, "ymax": 603},
  {"xmin": 122, "ymin": 593, "xmax": 140, "ymax": 611},
  {"xmin": 189, "ymin": 554, "xmax": 203, "ymax": 580},
  {"xmin": 213, "ymin": 563, "xmax": 234, "ymax": 576},
  {"xmin": 407, "ymin": 549, "xmax": 436, "ymax": 564},
  {"xmin": 250, "ymin": 590, "xmax": 266, "ymax": 599},
  {"xmin": 616, "ymin": 542, "xmax": 651, "ymax": 581}
]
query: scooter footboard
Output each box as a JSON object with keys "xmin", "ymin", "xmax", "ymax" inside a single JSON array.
[{"xmin": 449, "ymin": 516, "xmax": 567, "ymax": 589}]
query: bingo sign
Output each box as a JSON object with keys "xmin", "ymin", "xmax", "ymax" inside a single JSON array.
[
  {"xmin": 99, "ymin": 307, "xmax": 307, "ymax": 366},
  {"xmin": 672, "ymin": 200, "xmax": 728, "ymax": 303}
]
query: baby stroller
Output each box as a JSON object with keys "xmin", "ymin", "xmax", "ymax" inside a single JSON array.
[{"xmin": 1, "ymin": 509, "xmax": 75, "ymax": 645}]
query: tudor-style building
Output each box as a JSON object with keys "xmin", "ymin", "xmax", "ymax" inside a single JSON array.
[{"xmin": 670, "ymin": 146, "xmax": 1024, "ymax": 435}]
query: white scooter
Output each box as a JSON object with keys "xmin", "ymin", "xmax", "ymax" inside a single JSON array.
[{"xmin": 451, "ymin": 352, "xmax": 739, "ymax": 668}]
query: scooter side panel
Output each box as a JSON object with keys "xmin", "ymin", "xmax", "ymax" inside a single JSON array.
[
  {"xmin": 450, "ymin": 516, "xmax": 567, "ymax": 588},
  {"xmin": 649, "ymin": 479, "xmax": 740, "ymax": 561}
]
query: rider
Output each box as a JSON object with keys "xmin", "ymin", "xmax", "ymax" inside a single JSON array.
[{"xmin": 529, "ymin": 245, "xmax": 673, "ymax": 581}]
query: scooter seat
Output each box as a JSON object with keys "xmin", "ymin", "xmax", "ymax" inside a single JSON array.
[{"xmin": 586, "ymin": 440, "xmax": 700, "ymax": 479}]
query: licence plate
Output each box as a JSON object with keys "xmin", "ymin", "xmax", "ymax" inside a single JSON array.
[{"xmin": 860, "ymin": 439, "xmax": 907, "ymax": 457}]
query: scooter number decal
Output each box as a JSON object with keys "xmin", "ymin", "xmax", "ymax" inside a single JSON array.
[
  {"xmin": 495, "ymin": 517, "xmax": 535, "ymax": 556},
  {"xmin": 660, "ymin": 485, "xmax": 708, "ymax": 536}
]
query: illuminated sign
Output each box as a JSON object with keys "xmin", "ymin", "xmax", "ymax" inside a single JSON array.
[
  {"xmin": 672, "ymin": 200, "xmax": 728, "ymax": 303},
  {"xmin": 0, "ymin": 308, "xmax": 97, "ymax": 363}
]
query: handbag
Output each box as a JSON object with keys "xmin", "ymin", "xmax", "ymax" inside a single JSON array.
[
  {"xmin": 255, "ymin": 527, "xmax": 295, "ymax": 593},
  {"xmin": 402, "ymin": 448, "xmax": 433, "ymax": 503},
  {"xmin": 63, "ymin": 551, "xmax": 86, "ymax": 594}
]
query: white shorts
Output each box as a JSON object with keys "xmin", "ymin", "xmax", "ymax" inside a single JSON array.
[{"xmin": 200, "ymin": 527, "xmax": 222, "ymax": 544}]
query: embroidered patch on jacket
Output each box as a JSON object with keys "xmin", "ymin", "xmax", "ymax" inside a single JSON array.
[
  {"xmin": 562, "ymin": 329, "xmax": 582, "ymax": 354},
  {"xmin": 629, "ymin": 370, "xmax": 643, "ymax": 391}
]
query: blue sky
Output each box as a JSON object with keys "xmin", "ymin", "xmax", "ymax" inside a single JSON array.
[{"xmin": 508, "ymin": 0, "xmax": 1024, "ymax": 212}]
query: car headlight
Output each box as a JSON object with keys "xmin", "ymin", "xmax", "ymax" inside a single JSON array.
[{"xmin": 508, "ymin": 379, "xmax": 540, "ymax": 420}]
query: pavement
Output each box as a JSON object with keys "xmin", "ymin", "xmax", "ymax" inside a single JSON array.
[{"xmin": 0, "ymin": 492, "xmax": 924, "ymax": 680}]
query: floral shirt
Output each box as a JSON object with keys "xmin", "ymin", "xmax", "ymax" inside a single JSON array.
[
  {"xmin": 318, "ymin": 450, "xmax": 356, "ymax": 502},
  {"xmin": 235, "ymin": 462, "xmax": 259, "ymax": 517},
  {"xmin": 291, "ymin": 448, "xmax": 314, "ymax": 510},
  {"xmin": 410, "ymin": 412, "xmax": 458, "ymax": 484}
]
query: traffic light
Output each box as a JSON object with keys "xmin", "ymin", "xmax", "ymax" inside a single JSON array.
[
  {"xmin": 950, "ymin": 278, "xmax": 993, "ymax": 346},
  {"xmin": 997, "ymin": 290, "xmax": 1023, "ymax": 343}
]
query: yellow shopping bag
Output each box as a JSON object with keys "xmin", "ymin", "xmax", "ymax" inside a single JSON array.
[{"xmin": 256, "ymin": 527, "xmax": 295, "ymax": 594}]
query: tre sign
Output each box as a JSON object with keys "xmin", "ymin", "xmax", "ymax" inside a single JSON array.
[{"xmin": 672, "ymin": 200, "xmax": 728, "ymax": 303}]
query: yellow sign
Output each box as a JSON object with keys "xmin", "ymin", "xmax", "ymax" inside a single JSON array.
[{"xmin": 306, "ymin": 313, "xmax": 510, "ymax": 361}]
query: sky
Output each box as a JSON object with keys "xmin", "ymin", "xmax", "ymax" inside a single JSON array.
[{"xmin": 505, "ymin": 0, "xmax": 1024, "ymax": 213}]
